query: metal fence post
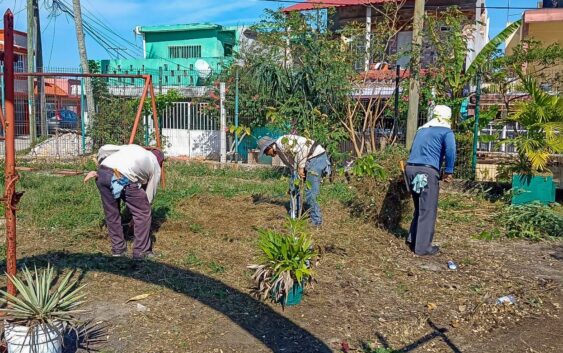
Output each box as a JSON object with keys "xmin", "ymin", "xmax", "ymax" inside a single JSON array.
[
  {"xmin": 80, "ymin": 74, "xmax": 86, "ymax": 154},
  {"xmin": 158, "ymin": 67, "xmax": 163, "ymax": 95},
  {"xmin": 3, "ymin": 9, "xmax": 18, "ymax": 296},
  {"xmin": 393, "ymin": 64, "xmax": 400, "ymax": 136},
  {"xmin": 471, "ymin": 72, "xmax": 482, "ymax": 179},
  {"xmin": 1, "ymin": 64, "xmax": 4, "ymax": 117},
  {"xmin": 220, "ymin": 82, "xmax": 226, "ymax": 163},
  {"xmin": 234, "ymin": 68, "xmax": 239, "ymax": 161},
  {"xmin": 144, "ymin": 114, "xmax": 149, "ymax": 146}
]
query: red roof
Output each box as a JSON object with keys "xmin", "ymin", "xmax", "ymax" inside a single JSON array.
[{"xmin": 282, "ymin": 0, "xmax": 397, "ymax": 12}]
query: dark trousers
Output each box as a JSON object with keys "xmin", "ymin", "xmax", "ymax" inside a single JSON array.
[
  {"xmin": 96, "ymin": 167, "xmax": 152, "ymax": 257},
  {"xmin": 405, "ymin": 165, "xmax": 440, "ymax": 255}
]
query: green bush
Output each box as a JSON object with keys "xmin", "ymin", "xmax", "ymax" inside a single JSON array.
[
  {"xmin": 89, "ymin": 97, "xmax": 143, "ymax": 148},
  {"xmin": 248, "ymin": 217, "xmax": 316, "ymax": 303},
  {"xmin": 501, "ymin": 202, "xmax": 563, "ymax": 239},
  {"xmin": 351, "ymin": 154, "xmax": 387, "ymax": 180}
]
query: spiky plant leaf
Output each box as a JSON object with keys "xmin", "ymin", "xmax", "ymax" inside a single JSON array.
[{"xmin": 465, "ymin": 20, "xmax": 522, "ymax": 82}]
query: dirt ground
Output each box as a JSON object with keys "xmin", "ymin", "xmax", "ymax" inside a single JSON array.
[{"xmin": 3, "ymin": 164, "xmax": 563, "ymax": 353}]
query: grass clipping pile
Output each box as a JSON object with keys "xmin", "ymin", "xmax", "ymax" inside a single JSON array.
[{"xmin": 347, "ymin": 147, "xmax": 412, "ymax": 232}]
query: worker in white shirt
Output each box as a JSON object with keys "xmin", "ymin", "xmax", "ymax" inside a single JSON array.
[
  {"xmin": 258, "ymin": 135, "xmax": 331, "ymax": 226},
  {"xmin": 84, "ymin": 144, "xmax": 164, "ymax": 259}
]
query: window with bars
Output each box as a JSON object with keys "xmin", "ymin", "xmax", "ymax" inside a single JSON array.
[{"xmin": 168, "ymin": 45, "xmax": 202, "ymax": 59}]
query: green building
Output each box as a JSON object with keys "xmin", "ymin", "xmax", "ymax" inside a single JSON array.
[{"xmin": 100, "ymin": 23, "xmax": 248, "ymax": 91}]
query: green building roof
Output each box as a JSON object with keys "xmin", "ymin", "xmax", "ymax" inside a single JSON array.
[{"xmin": 138, "ymin": 23, "xmax": 234, "ymax": 33}]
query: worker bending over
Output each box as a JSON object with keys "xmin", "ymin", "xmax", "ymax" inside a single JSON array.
[{"xmin": 85, "ymin": 144, "xmax": 164, "ymax": 259}]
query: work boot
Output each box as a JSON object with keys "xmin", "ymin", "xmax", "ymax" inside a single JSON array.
[{"xmin": 416, "ymin": 246, "xmax": 440, "ymax": 256}]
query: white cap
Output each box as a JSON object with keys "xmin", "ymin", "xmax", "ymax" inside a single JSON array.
[{"xmin": 433, "ymin": 105, "xmax": 452, "ymax": 123}]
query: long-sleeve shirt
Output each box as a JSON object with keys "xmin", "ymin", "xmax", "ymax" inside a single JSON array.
[
  {"xmin": 407, "ymin": 127, "xmax": 456, "ymax": 174},
  {"xmin": 99, "ymin": 144, "xmax": 161, "ymax": 204},
  {"xmin": 274, "ymin": 135, "xmax": 325, "ymax": 170}
]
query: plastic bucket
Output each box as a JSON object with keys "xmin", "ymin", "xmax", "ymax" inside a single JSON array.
[{"xmin": 4, "ymin": 322, "xmax": 63, "ymax": 353}]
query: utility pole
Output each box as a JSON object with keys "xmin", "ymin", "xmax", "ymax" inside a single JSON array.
[
  {"xmin": 26, "ymin": 0, "xmax": 36, "ymax": 142},
  {"xmin": 72, "ymin": 0, "xmax": 96, "ymax": 124},
  {"xmin": 405, "ymin": 0, "xmax": 425, "ymax": 149},
  {"xmin": 33, "ymin": 0, "xmax": 47, "ymax": 136}
]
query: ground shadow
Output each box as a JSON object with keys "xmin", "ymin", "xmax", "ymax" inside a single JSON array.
[
  {"xmin": 550, "ymin": 245, "xmax": 563, "ymax": 261},
  {"xmin": 366, "ymin": 319, "xmax": 462, "ymax": 353},
  {"xmin": 4, "ymin": 252, "xmax": 332, "ymax": 353},
  {"xmin": 119, "ymin": 205, "xmax": 170, "ymax": 244},
  {"xmin": 63, "ymin": 320, "xmax": 109, "ymax": 353},
  {"xmin": 377, "ymin": 178, "xmax": 411, "ymax": 239},
  {"xmin": 252, "ymin": 193, "xmax": 291, "ymax": 213}
]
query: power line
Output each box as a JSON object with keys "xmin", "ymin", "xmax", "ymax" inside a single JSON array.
[{"xmin": 48, "ymin": 14, "xmax": 56, "ymax": 67}]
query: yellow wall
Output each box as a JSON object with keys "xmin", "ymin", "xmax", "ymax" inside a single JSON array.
[
  {"xmin": 506, "ymin": 21, "xmax": 563, "ymax": 54},
  {"xmin": 527, "ymin": 21, "xmax": 563, "ymax": 45}
]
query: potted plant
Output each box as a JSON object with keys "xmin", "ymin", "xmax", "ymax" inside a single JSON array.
[
  {"xmin": 248, "ymin": 218, "xmax": 317, "ymax": 307},
  {"xmin": 503, "ymin": 70, "xmax": 562, "ymax": 205},
  {"xmin": 0, "ymin": 265, "xmax": 86, "ymax": 353}
]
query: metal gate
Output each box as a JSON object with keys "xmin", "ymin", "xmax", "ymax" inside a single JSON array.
[{"xmin": 160, "ymin": 102, "xmax": 220, "ymax": 158}]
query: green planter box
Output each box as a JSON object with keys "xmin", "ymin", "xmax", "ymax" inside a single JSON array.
[
  {"xmin": 272, "ymin": 282, "xmax": 304, "ymax": 307},
  {"xmin": 512, "ymin": 174, "xmax": 556, "ymax": 205}
]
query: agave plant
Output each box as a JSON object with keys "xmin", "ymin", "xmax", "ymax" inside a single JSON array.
[
  {"xmin": 504, "ymin": 69, "xmax": 563, "ymax": 173},
  {"xmin": 0, "ymin": 265, "xmax": 86, "ymax": 334},
  {"xmin": 248, "ymin": 217, "xmax": 317, "ymax": 304}
]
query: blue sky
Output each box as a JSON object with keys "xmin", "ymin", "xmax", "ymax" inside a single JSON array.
[{"xmin": 3, "ymin": 0, "xmax": 540, "ymax": 68}]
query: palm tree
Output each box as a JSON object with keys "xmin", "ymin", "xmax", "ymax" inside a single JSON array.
[
  {"xmin": 505, "ymin": 69, "xmax": 563, "ymax": 173},
  {"xmin": 72, "ymin": 0, "xmax": 95, "ymax": 122}
]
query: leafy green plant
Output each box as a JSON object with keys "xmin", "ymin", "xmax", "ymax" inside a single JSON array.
[
  {"xmin": 248, "ymin": 217, "xmax": 317, "ymax": 304},
  {"xmin": 423, "ymin": 7, "xmax": 521, "ymax": 125},
  {"xmin": 474, "ymin": 228, "xmax": 502, "ymax": 241},
  {"xmin": 350, "ymin": 154, "xmax": 387, "ymax": 180},
  {"xmin": 501, "ymin": 202, "xmax": 563, "ymax": 239},
  {"xmin": 0, "ymin": 265, "xmax": 86, "ymax": 348},
  {"xmin": 503, "ymin": 70, "xmax": 563, "ymax": 174}
]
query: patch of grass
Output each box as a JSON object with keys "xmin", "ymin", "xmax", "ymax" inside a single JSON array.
[
  {"xmin": 473, "ymin": 228, "xmax": 502, "ymax": 241},
  {"xmin": 183, "ymin": 251, "xmax": 203, "ymax": 268},
  {"xmin": 0, "ymin": 244, "xmax": 6, "ymax": 262},
  {"xmin": 6, "ymin": 162, "xmax": 355, "ymax": 241},
  {"xmin": 188, "ymin": 223, "xmax": 204, "ymax": 234},
  {"xmin": 395, "ymin": 283, "xmax": 408, "ymax": 296},
  {"xmin": 361, "ymin": 344, "xmax": 399, "ymax": 353},
  {"xmin": 321, "ymin": 180, "xmax": 356, "ymax": 204},
  {"xmin": 208, "ymin": 261, "xmax": 226, "ymax": 274},
  {"xmin": 438, "ymin": 194, "xmax": 464, "ymax": 210},
  {"xmin": 460, "ymin": 258, "xmax": 476, "ymax": 266}
]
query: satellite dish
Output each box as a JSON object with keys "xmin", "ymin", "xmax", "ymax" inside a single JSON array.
[{"xmin": 194, "ymin": 59, "xmax": 212, "ymax": 79}]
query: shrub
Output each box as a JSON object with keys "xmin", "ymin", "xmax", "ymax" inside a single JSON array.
[
  {"xmin": 501, "ymin": 202, "xmax": 563, "ymax": 239},
  {"xmin": 248, "ymin": 218, "xmax": 316, "ymax": 304},
  {"xmin": 350, "ymin": 154, "xmax": 387, "ymax": 180}
]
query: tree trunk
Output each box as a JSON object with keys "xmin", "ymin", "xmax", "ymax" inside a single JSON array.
[
  {"xmin": 72, "ymin": 0, "xmax": 95, "ymax": 125},
  {"xmin": 33, "ymin": 0, "xmax": 47, "ymax": 136}
]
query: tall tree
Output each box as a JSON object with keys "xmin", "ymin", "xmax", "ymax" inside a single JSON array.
[
  {"xmin": 33, "ymin": 0, "xmax": 47, "ymax": 136},
  {"xmin": 72, "ymin": 0, "xmax": 95, "ymax": 122}
]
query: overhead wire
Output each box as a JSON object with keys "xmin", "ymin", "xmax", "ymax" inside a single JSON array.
[
  {"xmin": 53, "ymin": 0, "xmax": 136, "ymax": 59},
  {"xmin": 48, "ymin": 14, "xmax": 56, "ymax": 67}
]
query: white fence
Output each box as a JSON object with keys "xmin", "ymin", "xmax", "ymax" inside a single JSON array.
[{"xmin": 160, "ymin": 102, "xmax": 220, "ymax": 158}]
